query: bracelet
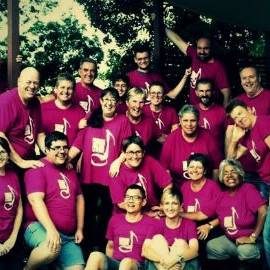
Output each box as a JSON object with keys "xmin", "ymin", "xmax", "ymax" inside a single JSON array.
[{"xmin": 177, "ymin": 255, "xmax": 185, "ymax": 264}]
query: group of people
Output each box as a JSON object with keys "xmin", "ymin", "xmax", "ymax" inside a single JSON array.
[{"xmin": 0, "ymin": 27, "xmax": 270, "ymax": 270}]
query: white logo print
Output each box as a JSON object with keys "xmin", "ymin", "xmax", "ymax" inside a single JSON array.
[
  {"xmin": 136, "ymin": 173, "xmax": 147, "ymax": 198},
  {"xmin": 79, "ymin": 95, "xmax": 94, "ymax": 113},
  {"xmin": 202, "ymin": 117, "xmax": 211, "ymax": 130},
  {"xmin": 155, "ymin": 118, "xmax": 164, "ymax": 130},
  {"xmin": 190, "ymin": 68, "xmax": 202, "ymax": 88},
  {"xmin": 24, "ymin": 116, "xmax": 34, "ymax": 144},
  {"xmin": 91, "ymin": 129, "xmax": 116, "ymax": 166},
  {"xmin": 187, "ymin": 198, "xmax": 200, "ymax": 213},
  {"xmin": 4, "ymin": 185, "xmax": 16, "ymax": 211},
  {"xmin": 250, "ymin": 140, "xmax": 261, "ymax": 163},
  {"xmin": 119, "ymin": 231, "xmax": 138, "ymax": 253},
  {"xmin": 224, "ymin": 207, "xmax": 239, "ymax": 235},
  {"xmin": 58, "ymin": 173, "xmax": 70, "ymax": 199},
  {"xmin": 55, "ymin": 118, "xmax": 71, "ymax": 135}
]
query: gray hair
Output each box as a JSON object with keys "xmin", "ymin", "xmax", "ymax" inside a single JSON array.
[
  {"xmin": 126, "ymin": 87, "xmax": 146, "ymax": 101},
  {"xmin": 219, "ymin": 159, "xmax": 245, "ymax": 183},
  {"xmin": 178, "ymin": 104, "xmax": 199, "ymax": 120}
]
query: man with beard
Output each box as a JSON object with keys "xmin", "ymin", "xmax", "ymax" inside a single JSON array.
[
  {"xmin": 166, "ymin": 29, "xmax": 230, "ymax": 106},
  {"xmin": 194, "ymin": 78, "xmax": 226, "ymax": 150},
  {"xmin": 74, "ymin": 58, "xmax": 102, "ymax": 115},
  {"xmin": 237, "ymin": 66, "xmax": 270, "ymax": 116}
]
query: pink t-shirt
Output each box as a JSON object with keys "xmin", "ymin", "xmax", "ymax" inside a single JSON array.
[
  {"xmin": 73, "ymin": 114, "xmax": 132, "ymax": 185},
  {"xmin": 116, "ymin": 102, "xmax": 128, "ymax": 115},
  {"xmin": 181, "ymin": 179, "xmax": 221, "ymax": 217},
  {"xmin": 24, "ymin": 159, "xmax": 82, "ymax": 235},
  {"xmin": 216, "ymin": 183, "xmax": 265, "ymax": 240},
  {"xmin": 110, "ymin": 155, "xmax": 172, "ymax": 208},
  {"xmin": 237, "ymin": 89, "xmax": 270, "ymax": 116},
  {"xmin": 127, "ymin": 69, "xmax": 169, "ymax": 93},
  {"xmin": 41, "ymin": 100, "xmax": 85, "ymax": 145},
  {"xmin": 0, "ymin": 88, "xmax": 41, "ymax": 158},
  {"xmin": 129, "ymin": 114, "xmax": 160, "ymax": 146},
  {"xmin": 74, "ymin": 82, "xmax": 102, "ymax": 114},
  {"xmin": 160, "ymin": 127, "xmax": 223, "ymax": 181},
  {"xmin": 195, "ymin": 103, "xmax": 226, "ymax": 149},
  {"xmin": 187, "ymin": 46, "xmax": 230, "ymax": 104},
  {"xmin": 143, "ymin": 104, "xmax": 178, "ymax": 135},
  {"xmin": 155, "ymin": 218, "xmax": 197, "ymax": 246},
  {"xmin": 106, "ymin": 213, "xmax": 156, "ymax": 262},
  {"xmin": 0, "ymin": 170, "xmax": 20, "ymax": 242},
  {"xmin": 241, "ymin": 115, "xmax": 270, "ymax": 183}
]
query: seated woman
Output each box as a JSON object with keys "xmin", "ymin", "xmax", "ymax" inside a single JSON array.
[
  {"xmin": 142, "ymin": 187, "xmax": 199, "ymax": 270},
  {"xmin": 0, "ymin": 137, "xmax": 23, "ymax": 269},
  {"xmin": 206, "ymin": 159, "xmax": 267, "ymax": 269},
  {"xmin": 109, "ymin": 135, "xmax": 172, "ymax": 217}
]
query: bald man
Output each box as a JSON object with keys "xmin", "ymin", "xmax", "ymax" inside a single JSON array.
[{"xmin": 0, "ymin": 67, "xmax": 44, "ymax": 169}]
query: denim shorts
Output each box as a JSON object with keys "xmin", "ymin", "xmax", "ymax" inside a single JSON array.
[{"xmin": 24, "ymin": 221, "xmax": 85, "ymax": 267}]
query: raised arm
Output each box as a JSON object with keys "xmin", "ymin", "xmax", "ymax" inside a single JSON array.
[{"xmin": 165, "ymin": 28, "xmax": 189, "ymax": 55}]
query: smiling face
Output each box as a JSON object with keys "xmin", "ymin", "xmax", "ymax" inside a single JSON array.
[
  {"xmin": 17, "ymin": 67, "xmax": 40, "ymax": 103},
  {"xmin": 180, "ymin": 112, "xmax": 198, "ymax": 137},
  {"xmin": 196, "ymin": 38, "xmax": 212, "ymax": 62},
  {"xmin": 114, "ymin": 79, "xmax": 128, "ymax": 97},
  {"xmin": 230, "ymin": 105, "xmax": 253, "ymax": 129},
  {"xmin": 0, "ymin": 145, "xmax": 8, "ymax": 169},
  {"xmin": 195, "ymin": 82, "xmax": 213, "ymax": 107},
  {"xmin": 124, "ymin": 187, "xmax": 146, "ymax": 214},
  {"xmin": 222, "ymin": 164, "xmax": 241, "ymax": 189},
  {"xmin": 126, "ymin": 93, "xmax": 145, "ymax": 120},
  {"xmin": 46, "ymin": 139, "xmax": 68, "ymax": 166},
  {"xmin": 187, "ymin": 160, "xmax": 205, "ymax": 181},
  {"xmin": 125, "ymin": 143, "xmax": 144, "ymax": 168},
  {"xmin": 240, "ymin": 67, "xmax": 261, "ymax": 97},
  {"xmin": 162, "ymin": 194, "xmax": 182, "ymax": 219},
  {"xmin": 100, "ymin": 93, "xmax": 117, "ymax": 118},
  {"xmin": 54, "ymin": 79, "xmax": 74, "ymax": 104},
  {"xmin": 79, "ymin": 61, "xmax": 97, "ymax": 87},
  {"xmin": 134, "ymin": 51, "xmax": 150, "ymax": 71},
  {"xmin": 149, "ymin": 85, "xmax": 164, "ymax": 107}
]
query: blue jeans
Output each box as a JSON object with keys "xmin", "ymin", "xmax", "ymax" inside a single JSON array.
[{"xmin": 263, "ymin": 207, "xmax": 270, "ymax": 268}]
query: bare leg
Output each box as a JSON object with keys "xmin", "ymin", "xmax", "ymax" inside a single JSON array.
[
  {"xmin": 85, "ymin": 251, "xmax": 106, "ymax": 270},
  {"xmin": 119, "ymin": 258, "xmax": 138, "ymax": 270}
]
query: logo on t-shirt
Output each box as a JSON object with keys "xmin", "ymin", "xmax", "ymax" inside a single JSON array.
[
  {"xmin": 55, "ymin": 118, "xmax": 71, "ymax": 135},
  {"xmin": 155, "ymin": 118, "xmax": 164, "ymax": 130},
  {"xmin": 58, "ymin": 173, "xmax": 70, "ymax": 199},
  {"xmin": 187, "ymin": 198, "xmax": 200, "ymax": 213},
  {"xmin": 182, "ymin": 160, "xmax": 192, "ymax": 179},
  {"xmin": 91, "ymin": 129, "xmax": 116, "ymax": 166},
  {"xmin": 79, "ymin": 95, "xmax": 94, "ymax": 113},
  {"xmin": 202, "ymin": 117, "xmax": 211, "ymax": 130},
  {"xmin": 224, "ymin": 206, "xmax": 239, "ymax": 235},
  {"xmin": 250, "ymin": 140, "xmax": 261, "ymax": 163},
  {"xmin": 24, "ymin": 116, "xmax": 35, "ymax": 144},
  {"xmin": 136, "ymin": 173, "xmax": 147, "ymax": 198},
  {"xmin": 119, "ymin": 230, "xmax": 138, "ymax": 253},
  {"xmin": 190, "ymin": 68, "xmax": 201, "ymax": 89},
  {"xmin": 4, "ymin": 185, "xmax": 16, "ymax": 211}
]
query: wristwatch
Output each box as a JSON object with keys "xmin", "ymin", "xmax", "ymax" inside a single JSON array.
[
  {"xmin": 177, "ymin": 255, "xmax": 185, "ymax": 264},
  {"xmin": 208, "ymin": 223, "xmax": 214, "ymax": 230},
  {"xmin": 249, "ymin": 233, "xmax": 257, "ymax": 242}
]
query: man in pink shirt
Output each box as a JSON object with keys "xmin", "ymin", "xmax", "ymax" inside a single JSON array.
[
  {"xmin": 237, "ymin": 66, "xmax": 270, "ymax": 116},
  {"xmin": 85, "ymin": 184, "xmax": 156, "ymax": 270},
  {"xmin": 0, "ymin": 67, "xmax": 44, "ymax": 169},
  {"xmin": 74, "ymin": 58, "xmax": 102, "ymax": 114},
  {"xmin": 39, "ymin": 73, "xmax": 86, "ymax": 149},
  {"xmin": 24, "ymin": 131, "xmax": 85, "ymax": 270},
  {"xmin": 166, "ymin": 29, "xmax": 230, "ymax": 106}
]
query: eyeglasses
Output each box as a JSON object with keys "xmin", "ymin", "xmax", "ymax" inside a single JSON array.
[
  {"xmin": 0, "ymin": 151, "xmax": 8, "ymax": 156},
  {"xmin": 149, "ymin": 92, "xmax": 163, "ymax": 97},
  {"xmin": 124, "ymin": 195, "xmax": 143, "ymax": 201},
  {"xmin": 50, "ymin": 146, "xmax": 69, "ymax": 152},
  {"xmin": 126, "ymin": 150, "xmax": 143, "ymax": 156},
  {"xmin": 102, "ymin": 98, "xmax": 117, "ymax": 104}
]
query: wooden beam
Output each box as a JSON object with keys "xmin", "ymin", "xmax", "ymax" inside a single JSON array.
[{"xmin": 7, "ymin": 0, "xmax": 19, "ymax": 88}]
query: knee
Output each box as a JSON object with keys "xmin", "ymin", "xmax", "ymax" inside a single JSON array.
[
  {"xmin": 87, "ymin": 251, "xmax": 105, "ymax": 263},
  {"xmin": 237, "ymin": 244, "xmax": 260, "ymax": 261},
  {"xmin": 206, "ymin": 239, "xmax": 228, "ymax": 259},
  {"xmin": 120, "ymin": 257, "xmax": 137, "ymax": 269}
]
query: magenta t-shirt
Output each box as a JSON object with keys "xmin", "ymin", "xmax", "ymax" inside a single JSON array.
[
  {"xmin": 106, "ymin": 213, "xmax": 156, "ymax": 262},
  {"xmin": 160, "ymin": 127, "xmax": 223, "ymax": 181},
  {"xmin": 129, "ymin": 114, "xmax": 160, "ymax": 146},
  {"xmin": 41, "ymin": 100, "xmax": 85, "ymax": 145},
  {"xmin": 241, "ymin": 115, "xmax": 270, "ymax": 183},
  {"xmin": 0, "ymin": 88, "xmax": 41, "ymax": 158},
  {"xmin": 181, "ymin": 179, "xmax": 221, "ymax": 217},
  {"xmin": 73, "ymin": 82, "xmax": 102, "ymax": 114},
  {"xmin": 237, "ymin": 89, "xmax": 270, "ymax": 116},
  {"xmin": 187, "ymin": 46, "xmax": 230, "ymax": 104},
  {"xmin": 155, "ymin": 218, "xmax": 197, "ymax": 246},
  {"xmin": 116, "ymin": 102, "xmax": 128, "ymax": 115},
  {"xmin": 195, "ymin": 103, "xmax": 226, "ymax": 148},
  {"xmin": 0, "ymin": 170, "xmax": 20, "ymax": 242},
  {"xmin": 127, "ymin": 69, "xmax": 169, "ymax": 93},
  {"xmin": 24, "ymin": 158, "xmax": 82, "ymax": 235},
  {"xmin": 143, "ymin": 104, "xmax": 178, "ymax": 135},
  {"xmin": 216, "ymin": 183, "xmax": 265, "ymax": 240},
  {"xmin": 110, "ymin": 155, "xmax": 172, "ymax": 208},
  {"xmin": 73, "ymin": 114, "xmax": 132, "ymax": 185}
]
